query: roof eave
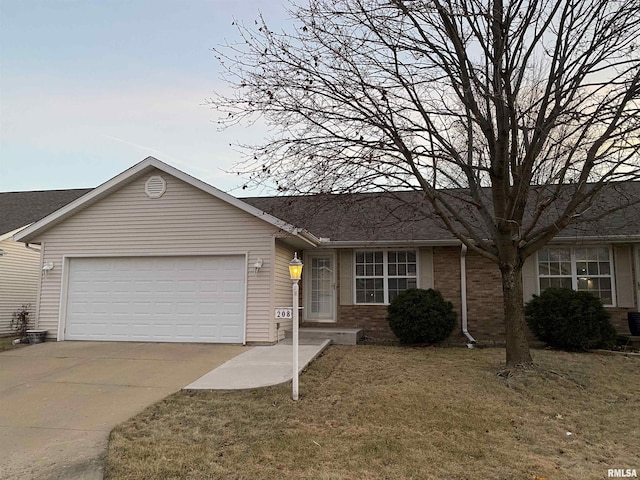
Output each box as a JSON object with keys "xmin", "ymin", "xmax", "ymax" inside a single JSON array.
[
  {"xmin": 549, "ymin": 235, "xmax": 640, "ymax": 244},
  {"xmin": 2, "ymin": 226, "xmax": 31, "ymax": 243},
  {"xmin": 317, "ymin": 239, "xmax": 461, "ymax": 248}
]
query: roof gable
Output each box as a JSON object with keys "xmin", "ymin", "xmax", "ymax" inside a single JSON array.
[{"xmin": 12, "ymin": 157, "xmax": 320, "ymax": 245}]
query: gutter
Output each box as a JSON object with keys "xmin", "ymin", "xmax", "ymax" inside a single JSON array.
[
  {"xmin": 317, "ymin": 239, "xmax": 462, "ymax": 248},
  {"xmin": 460, "ymin": 244, "xmax": 476, "ymax": 347}
]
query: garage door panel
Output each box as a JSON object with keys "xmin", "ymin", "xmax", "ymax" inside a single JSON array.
[{"xmin": 65, "ymin": 256, "xmax": 246, "ymax": 343}]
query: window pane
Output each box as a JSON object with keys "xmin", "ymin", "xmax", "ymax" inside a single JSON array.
[
  {"xmin": 388, "ymin": 264, "xmax": 397, "ymax": 276},
  {"xmin": 356, "ymin": 265, "xmax": 364, "ymax": 276},
  {"xmin": 560, "ymin": 262, "xmax": 572, "ymax": 275},
  {"xmin": 356, "ymin": 252, "xmax": 364, "ymax": 263},
  {"xmin": 597, "ymin": 247, "xmax": 609, "ymax": 261},
  {"xmin": 407, "ymin": 251, "xmax": 416, "ymax": 262},
  {"xmin": 576, "ymin": 261, "xmax": 587, "ymax": 275},
  {"xmin": 375, "ymin": 265, "xmax": 383, "ymax": 276},
  {"xmin": 587, "ymin": 262, "xmax": 598, "ymax": 275},
  {"xmin": 539, "ymin": 263, "xmax": 549, "ymax": 275},
  {"xmin": 550, "ymin": 248, "xmax": 571, "ymax": 262},
  {"xmin": 599, "ymin": 262, "xmax": 610, "ymax": 275},
  {"xmin": 538, "ymin": 249, "xmax": 549, "ymax": 261},
  {"xmin": 374, "ymin": 251, "xmax": 383, "ymax": 263},
  {"xmin": 355, "ymin": 277, "xmax": 384, "ymax": 304},
  {"xmin": 408, "ymin": 263, "xmax": 417, "ymax": 275}
]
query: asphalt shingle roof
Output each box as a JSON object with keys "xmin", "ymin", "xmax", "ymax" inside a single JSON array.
[
  {"xmin": 244, "ymin": 181, "xmax": 640, "ymax": 242},
  {"xmin": 1, "ymin": 181, "xmax": 638, "ymax": 243},
  {"xmin": 0, "ymin": 189, "xmax": 92, "ymax": 236}
]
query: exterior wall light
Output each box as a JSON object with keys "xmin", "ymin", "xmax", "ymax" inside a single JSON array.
[{"xmin": 253, "ymin": 258, "xmax": 264, "ymax": 274}]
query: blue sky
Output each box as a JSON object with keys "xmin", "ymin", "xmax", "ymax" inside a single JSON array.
[{"xmin": 0, "ymin": 0, "xmax": 289, "ymax": 194}]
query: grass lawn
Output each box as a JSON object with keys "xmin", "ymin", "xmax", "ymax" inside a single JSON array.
[{"xmin": 105, "ymin": 346, "xmax": 639, "ymax": 479}]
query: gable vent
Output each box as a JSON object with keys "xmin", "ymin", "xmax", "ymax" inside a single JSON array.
[{"xmin": 145, "ymin": 175, "xmax": 167, "ymax": 198}]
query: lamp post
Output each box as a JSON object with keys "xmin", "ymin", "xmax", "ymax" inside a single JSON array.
[{"xmin": 289, "ymin": 252, "xmax": 303, "ymax": 401}]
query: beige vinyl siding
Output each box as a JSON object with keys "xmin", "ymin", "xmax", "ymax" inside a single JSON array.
[
  {"xmin": 33, "ymin": 169, "xmax": 278, "ymax": 343},
  {"xmin": 0, "ymin": 238, "xmax": 41, "ymax": 336},
  {"xmin": 614, "ymin": 245, "xmax": 635, "ymax": 308},
  {"xmin": 272, "ymin": 240, "xmax": 297, "ymax": 341}
]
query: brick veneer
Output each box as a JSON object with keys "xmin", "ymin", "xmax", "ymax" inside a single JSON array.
[
  {"xmin": 301, "ymin": 247, "xmax": 637, "ymax": 343},
  {"xmin": 608, "ymin": 307, "xmax": 637, "ymax": 335}
]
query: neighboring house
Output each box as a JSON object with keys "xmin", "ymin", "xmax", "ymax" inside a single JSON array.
[
  {"xmin": 0, "ymin": 189, "xmax": 91, "ymax": 336},
  {"xmin": 10, "ymin": 157, "xmax": 640, "ymax": 345}
]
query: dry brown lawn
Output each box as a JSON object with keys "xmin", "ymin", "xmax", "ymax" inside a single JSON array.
[{"xmin": 105, "ymin": 346, "xmax": 640, "ymax": 480}]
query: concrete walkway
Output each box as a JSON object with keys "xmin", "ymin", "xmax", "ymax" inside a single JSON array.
[{"xmin": 184, "ymin": 338, "xmax": 332, "ymax": 389}]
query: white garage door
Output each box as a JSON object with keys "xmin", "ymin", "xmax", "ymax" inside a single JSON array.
[{"xmin": 65, "ymin": 256, "xmax": 246, "ymax": 343}]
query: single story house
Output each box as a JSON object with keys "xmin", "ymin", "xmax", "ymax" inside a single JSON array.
[
  {"xmin": 0, "ymin": 189, "xmax": 90, "ymax": 336},
  {"xmin": 11, "ymin": 157, "xmax": 640, "ymax": 344}
]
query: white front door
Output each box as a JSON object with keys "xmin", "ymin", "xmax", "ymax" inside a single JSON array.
[{"xmin": 305, "ymin": 252, "xmax": 336, "ymax": 322}]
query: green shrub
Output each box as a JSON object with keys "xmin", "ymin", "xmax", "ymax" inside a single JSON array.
[
  {"xmin": 525, "ymin": 288, "xmax": 616, "ymax": 350},
  {"xmin": 387, "ymin": 288, "xmax": 457, "ymax": 345}
]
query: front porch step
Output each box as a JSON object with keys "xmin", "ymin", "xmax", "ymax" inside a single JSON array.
[{"xmin": 284, "ymin": 327, "xmax": 363, "ymax": 345}]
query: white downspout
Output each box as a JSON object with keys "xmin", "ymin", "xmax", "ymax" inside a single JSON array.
[{"xmin": 460, "ymin": 244, "xmax": 476, "ymax": 347}]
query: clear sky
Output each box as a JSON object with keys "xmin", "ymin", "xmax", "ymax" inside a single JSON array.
[{"xmin": 0, "ymin": 0, "xmax": 289, "ymax": 195}]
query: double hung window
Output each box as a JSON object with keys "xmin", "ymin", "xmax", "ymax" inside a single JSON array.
[
  {"xmin": 355, "ymin": 250, "xmax": 417, "ymax": 304},
  {"xmin": 537, "ymin": 246, "xmax": 614, "ymax": 305}
]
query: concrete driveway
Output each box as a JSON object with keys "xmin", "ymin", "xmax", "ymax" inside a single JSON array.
[{"xmin": 0, "ymin": 341, "xmax": 247, "ymax": 480}]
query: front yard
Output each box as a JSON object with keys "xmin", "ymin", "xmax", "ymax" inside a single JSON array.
[{"xmin": 105, "ymin": 346, "xmax": 639, "ymax": 479}]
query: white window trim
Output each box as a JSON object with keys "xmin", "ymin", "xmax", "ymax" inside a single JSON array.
[
  {"xmin": 536, "ymin": 245, "xmax": 617, "ymax": 307},
  {"xmin": 353, "ymin": 249, "xmax": 418, "ymax": 305}
]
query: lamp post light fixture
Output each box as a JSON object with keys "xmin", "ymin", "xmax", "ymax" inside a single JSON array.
[{"xmin": 289, "ymin": 252, "xmax": 303, "ymax": 401}]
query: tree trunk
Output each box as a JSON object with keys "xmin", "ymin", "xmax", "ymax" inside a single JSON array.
[{"xmin": 501, "ymin": 262, "xmax": 534, "ymax": 368}]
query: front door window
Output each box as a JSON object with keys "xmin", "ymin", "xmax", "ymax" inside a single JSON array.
[{"xmin": 306, "ymin": 253, "xmax": 336, "ymax": 322}]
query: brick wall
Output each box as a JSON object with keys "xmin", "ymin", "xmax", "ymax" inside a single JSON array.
[
  {"xmin": 301, "ymin": 246, "xmax": 637, "ymax": 344},
  {"xmin": 433, "ymin": 246, "xmax": 510, "ymax": 344},
  {"xmin": 608, "ymin": 307, "xmax": 637, "ymax": 335},
  {"xmin": 465, "ymin": 250, "xmax": 506, "ymax": 342}
]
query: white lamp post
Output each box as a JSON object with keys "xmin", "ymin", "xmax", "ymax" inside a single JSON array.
[{"xmin": 289, "ymin": 252, "xmax": 303, "ymax": 401}]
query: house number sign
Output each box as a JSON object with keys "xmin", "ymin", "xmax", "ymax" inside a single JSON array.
[{"xmin": 274, "ymin": 308, "xmax": 293, "ymax": 319}]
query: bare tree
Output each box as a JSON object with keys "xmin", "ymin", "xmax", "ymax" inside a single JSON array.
[{"xmin": 211, "ymin": 0, "xmax": 640, "ymax": 367}]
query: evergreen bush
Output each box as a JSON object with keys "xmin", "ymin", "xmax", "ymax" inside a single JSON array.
[
  {"xmin": 525, "ymin": 288, "xmax": 616, "ymax": 350},
  {"xmin": 387, "ymin": 288, "xmax": 457, "ymax": 345}
]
